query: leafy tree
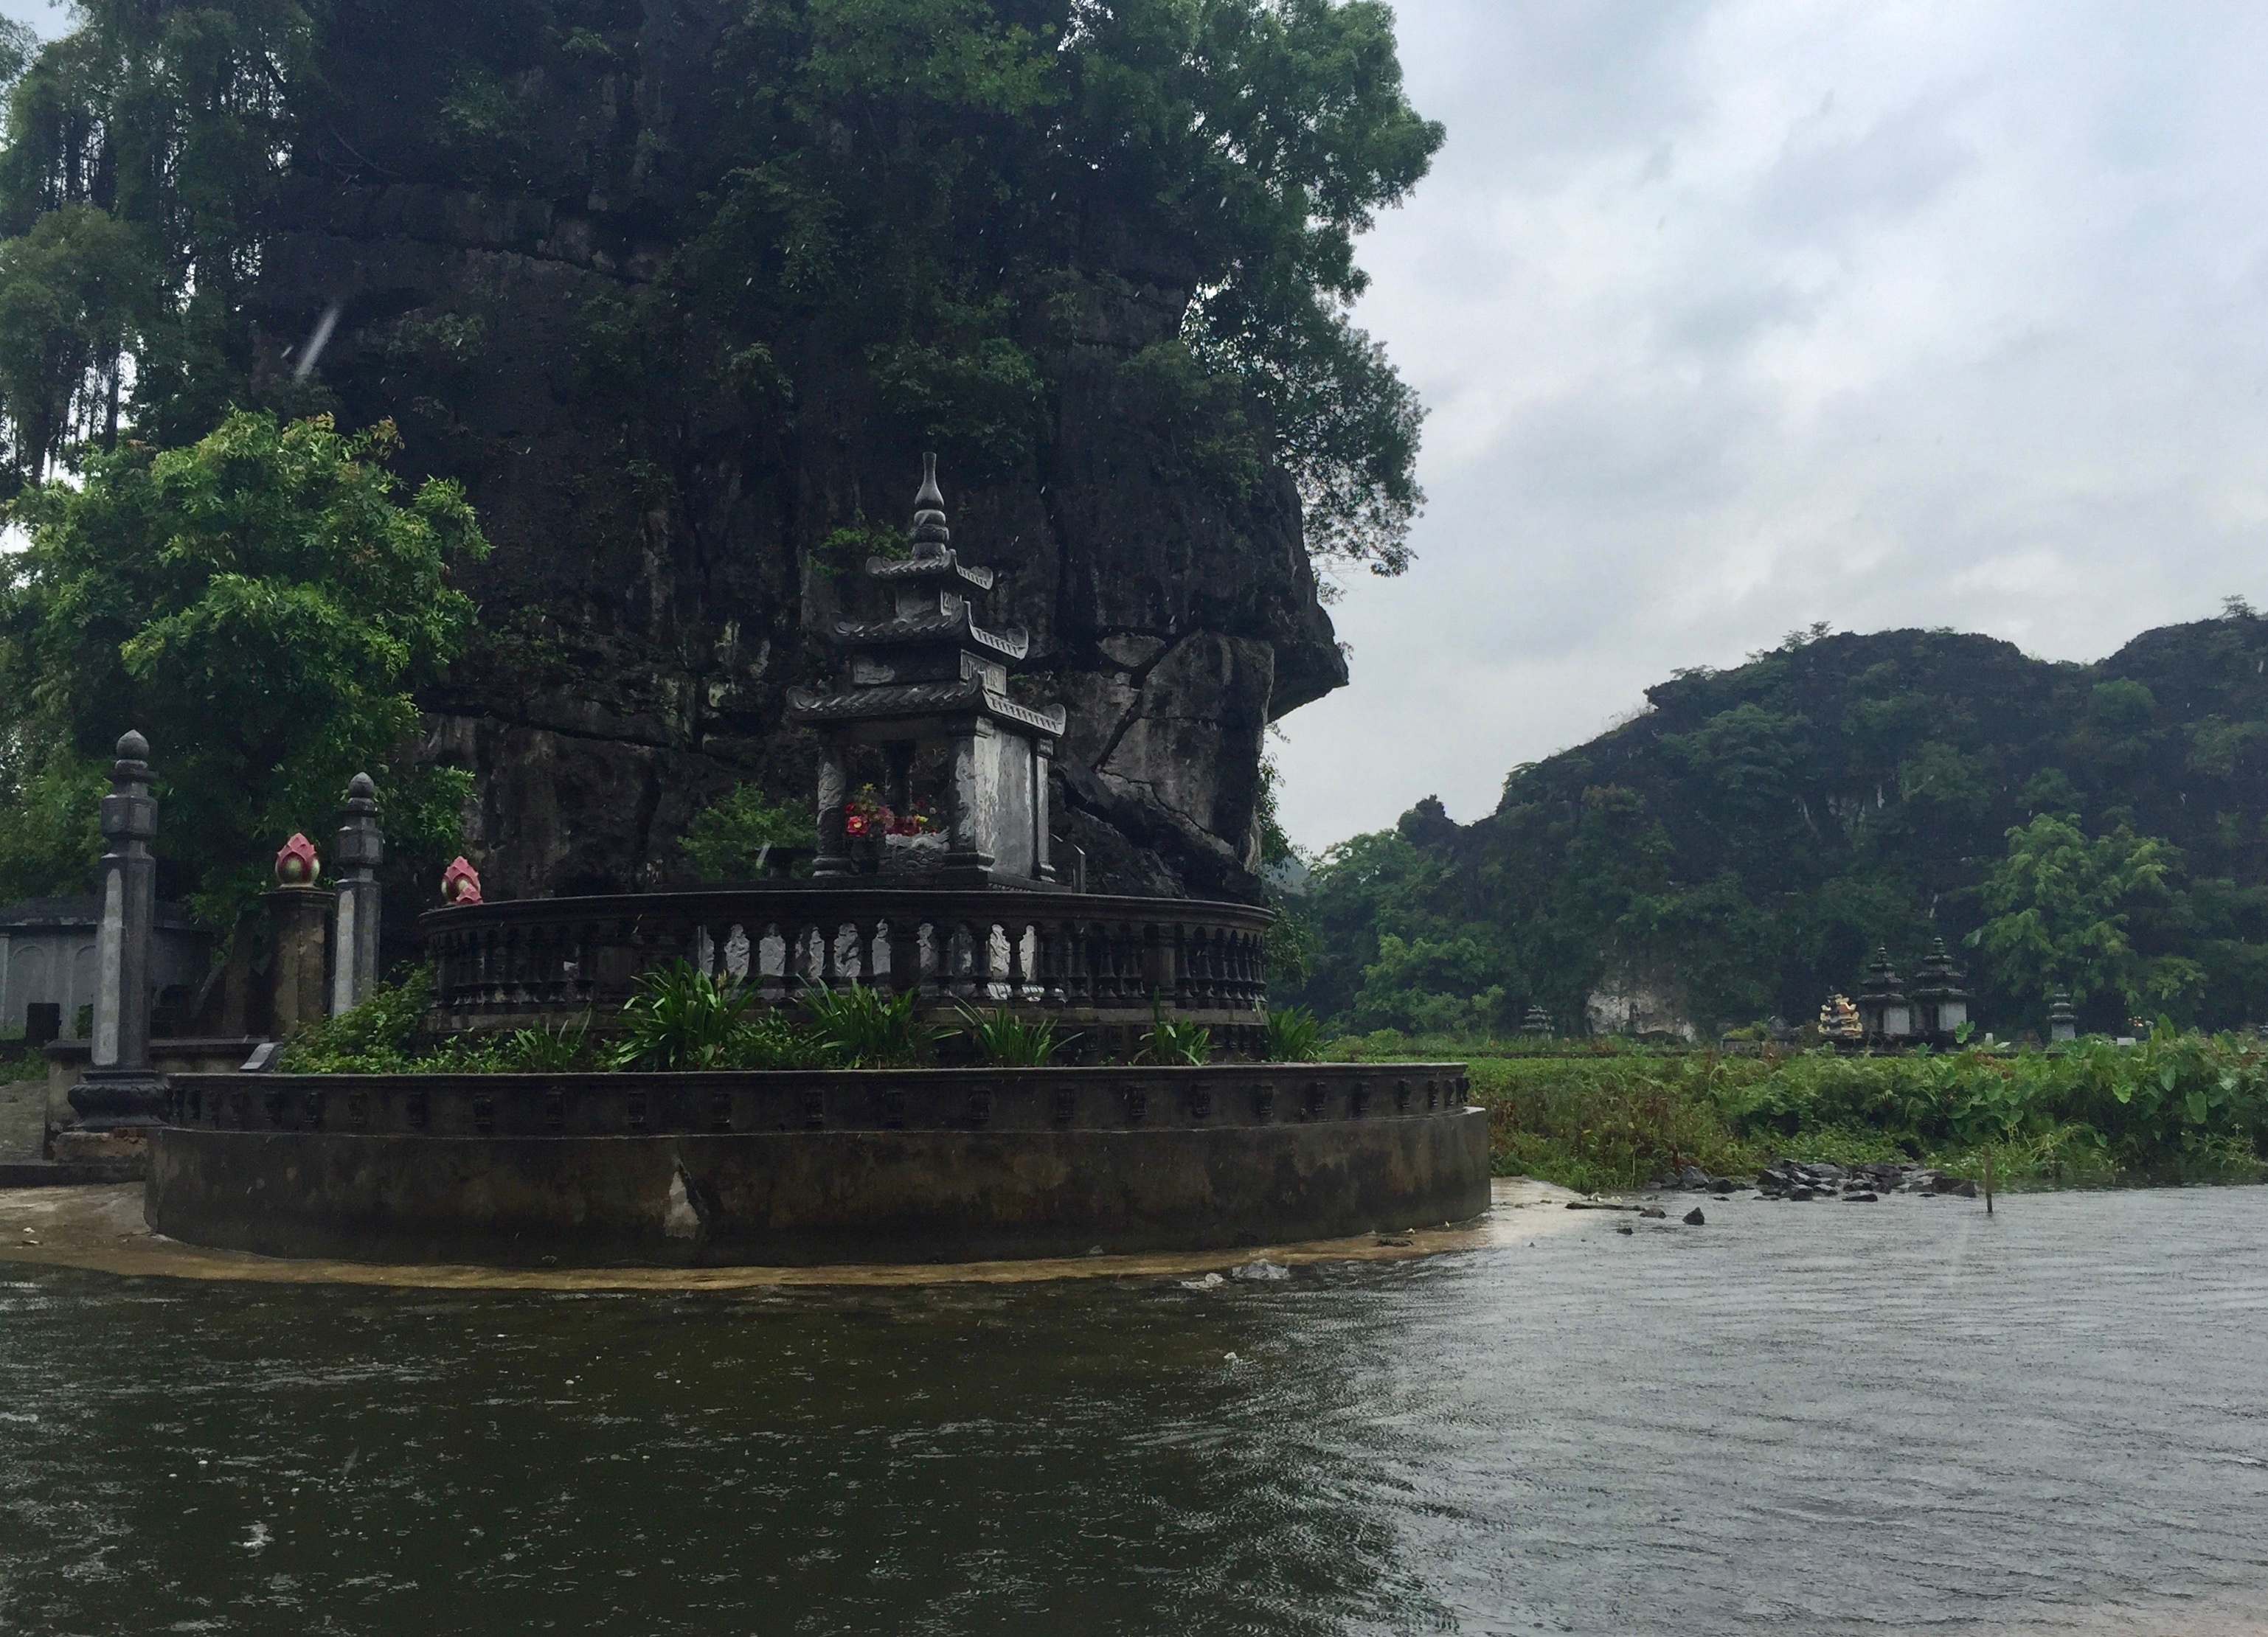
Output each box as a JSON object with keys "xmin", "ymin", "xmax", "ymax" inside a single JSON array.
[
  {"xmin": 0, "ymin": 409, "xmax": 488, "ymax": 921},
  {"xmin": 1974, "ymin": 814, "xmax": 2203, "ymax": 1030},
  {"xmin": 680, "ymin": 785, "xmax": 816, "ymax": 883},
  {"xmin": 0, "ymin": 0, "xmax": 311, "ymax": 479}
]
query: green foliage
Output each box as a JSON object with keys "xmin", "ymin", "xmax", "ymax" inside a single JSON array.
[
  {"xmin": 0, "ymin": 203, "xmax": 153, "ymax": 482},
  {"xmin": 1974, "ymin": 814, "xmax": 2202, "ymax": 1028},
  {"xmin": 0, "ymin": 0, "xmax": 314, "ymax": 473},
  {"xmin": 1468, "ymin": 1056, "xmax": 1764, "ymax": 1195},
  {"xmin": 489, "ymin": 1018, "xmax": 593, "ymax": 1073},
  {"xmin": 280, "ymin": 967, "xmax": 432, "ymax": 1074},
  {"xmin": 0, "ymin": 734, "xmax": 101, "ymax": 902},
  {"xmin": 1277, "ymin": 615, "xmax": 2268, "ymax": 1040},
  {"xmin": 1137, "ymin": 998, "xmax": 1212, "ymax": 1066},
  {"xmin": 0, "ymin": 411, "xmax": 488, "ymax": 922},
  {"xmin": 0, "ymin": 0, "xmax": 1439, "ymax": 574},
  {"xmin": 680, "ymin": 785, "xmax": 816, "ymax": 883},
  {"xmin": 957, "ymin": 1004, "xmax": 1068, "ymax": 1067},
  {"xmin": 0, "ymin": 1037, "xmax": 46, "ymax": 1083},
  {"xmin": 811, "ymin": 517, "xmax": 910, "ymax": 579},
  {"xmin": 1261, "ymin": 1004, "xmax": 1322, "ymax": 1063},
  {"xmin": 1462, "ymin": 1034, "xmax": 2268, "ymax": 1193},
  {"xmin": 799, "ymin": 982, "xmax": 943, "ymax": 1069},
  {"xmin": 611, "ymin": 961, "xmax": 763, "ymax": 1071}
]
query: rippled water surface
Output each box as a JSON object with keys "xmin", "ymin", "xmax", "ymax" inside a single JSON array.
[{"xmin": 3, "ymin": 1186, "xmax": 2267, "ymax": 1635}]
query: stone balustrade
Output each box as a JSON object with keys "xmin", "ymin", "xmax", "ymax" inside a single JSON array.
[{"xmin": 418, "ymin": 886, "xmax": 1274, "ymax": 1058}]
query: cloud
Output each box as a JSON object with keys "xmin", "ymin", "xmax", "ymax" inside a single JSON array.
[{"xmin": 1273, "ymin": 0, "xmax": 2268, "ymax": 849}]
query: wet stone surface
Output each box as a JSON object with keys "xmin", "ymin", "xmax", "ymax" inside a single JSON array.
[{"xmin": 0, "ymin": 1182, "xmax": 2265, "ymax": 1634}]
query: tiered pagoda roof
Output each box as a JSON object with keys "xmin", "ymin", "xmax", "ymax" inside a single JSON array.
[{"xmin": 785, "ymin": 458, "xmax": 1066, "ymax": 740}]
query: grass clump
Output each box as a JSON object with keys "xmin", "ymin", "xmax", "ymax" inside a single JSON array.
[
  {"xmin": 611, "ymin": 961, "xmax": 762, "ymax": 1071},
  {"xmin": 1263, "ymin": 1005, "xmax": 1323, "ymax": 1063},
  {"xmin": 958, "ymin": 1004, "xmax": 1069, "ymax": 1066},
  {"xmin": 800, "ymin": 983, "xmax": 943, "ymax": 1068},
  {"xmin": 0, "ymin": 1038, "xmax": 44, "ymax": 1083},
  {"xmin": 1137, "ymin": 998, "xmax": 1212, "ymax": 1066}
]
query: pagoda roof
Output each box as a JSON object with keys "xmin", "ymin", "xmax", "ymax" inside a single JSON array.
[
  {"xmin": 867, "ymin": 548, "xmax": 995, "ymax": 593},
  {"xmin": 784, "ymin": 678, "xmax": 1067, "ymax": 737},
  {"xmin": 833, "ymin": 608, "xmax": 1030, "ymax": 661}
]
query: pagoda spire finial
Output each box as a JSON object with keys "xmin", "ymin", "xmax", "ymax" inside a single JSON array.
[{"xmin": 910, "ymin": 452, "xmax": 950, "ymax": 556}]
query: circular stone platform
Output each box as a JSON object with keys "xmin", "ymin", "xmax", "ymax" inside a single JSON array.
[
  {"xmin": 142, "ymin": 1063, "xmax": 1491, "ymax": 1268},
  {"xmin": 0, "ymin": 1178, "xmax": 1570, "ymax": 1290}
]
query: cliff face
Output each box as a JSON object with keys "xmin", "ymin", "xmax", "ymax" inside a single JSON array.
[{"xmin": 242, "ymin": 4, "xmax": 1345, "ymax": 904}]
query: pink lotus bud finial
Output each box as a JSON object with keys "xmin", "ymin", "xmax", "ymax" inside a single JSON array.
[
  {"xmin": 441, "ymin": 856, "xmax": 482, "ymax": 906},
  {"xmin": 274, "ymin": 833, "xmax": 321, "ymax": 886}
]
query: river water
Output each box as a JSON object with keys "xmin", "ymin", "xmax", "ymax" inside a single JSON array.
[{"xmin": 1, "ymin": 1185, "xmax": 2265, "ymax": 1636}]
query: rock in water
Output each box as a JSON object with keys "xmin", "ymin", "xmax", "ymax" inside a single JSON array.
[
  {"xmin": 1682, "ymin": 1208, "xmax": 1705, "ymax": 1226},
  {"xmin": 1230, "ymin": 1259, "xmax": 1291, "ymax": 1282}
]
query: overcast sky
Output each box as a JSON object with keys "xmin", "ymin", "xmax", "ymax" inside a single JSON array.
[
  {"xmin": 9, "ymin": 1, "xmax": 2266, "ymax": 853},
  {"xmin": 1285, "ymin": 0, "xmax": 2268, "ymax": 849}
]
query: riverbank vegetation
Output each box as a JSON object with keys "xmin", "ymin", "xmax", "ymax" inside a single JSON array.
[{"xmin": 1451, "ymin": 1032, "xmax": 2268, "ymax": 1194}]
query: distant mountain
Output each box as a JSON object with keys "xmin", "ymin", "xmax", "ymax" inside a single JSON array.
[{"xmin": 1279, "ymin": 609, "xmax": 2268, "ymax": 1038}]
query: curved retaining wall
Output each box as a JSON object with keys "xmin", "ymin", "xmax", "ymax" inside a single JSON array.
[{"xmin": 145, "ymin": 1064, "xmax": 1488, "ymax": 1266}]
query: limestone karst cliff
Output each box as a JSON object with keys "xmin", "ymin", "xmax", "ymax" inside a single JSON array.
[
  {"xmin": 223, "ymin": 2, "xmax": 1421, "ymax": 903},
  {"xmin": 0, "ymin": 0, "xmax": 1438, "ymax": 906}
]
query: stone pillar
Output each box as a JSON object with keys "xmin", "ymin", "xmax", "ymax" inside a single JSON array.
[
  {"xmin": 2049, "ymin": 990, "xmax": 2077, "ymax": 1044},
  {"xmin": 1033, "ymin": 737, "xmax": 1056, "ymax": 884},
  {"xmin": 813, "ymin": 740, "xmax": 852, "ymax": 877},
  {"xmin": 949, "ymin": 721, "xmax": 996, "ymax": 869},
  {"xmin": 331, "ymin": 774, "xmax": 383, "ymax": 1015},
  {"xmin": 70, "ymin": 731, "xmax": 166, "ymax": 1130},
  {"xmin": 267, "ymin": 886, "xmax": 334, "ymax": 1037}
]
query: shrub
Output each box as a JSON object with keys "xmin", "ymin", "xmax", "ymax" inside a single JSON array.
[
  {"xmin": 1263, "ymin": 1005, "xmax": 1323, "ymax": 1063},
  {"xmin": 958, "ymin": 1005, "xmax": 1069, "ymax": 1067},
  {"xmin": 799, "ymin": 983, "xmax": 942, "ymax": 1068},
  {"xmin": 611, "ymin": 961, "xmax": 758, "ymax": 1071},
  {"xmin": 281, "ymin": 967, "xmax": 433, "ymax": 1072},
  {"xmin": 1137, "ymin": 998, "xmax": 1212, "ymax": 1066}
]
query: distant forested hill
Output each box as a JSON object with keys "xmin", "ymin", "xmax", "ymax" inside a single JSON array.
[{"xmin": 1277, "ymin": 608, "xmax": 2268, "ymax": 1039}]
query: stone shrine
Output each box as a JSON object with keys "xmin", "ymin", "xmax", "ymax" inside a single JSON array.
[{"xmin": 787, "ymin": 458, "xmax": 1066, "ymax": 888}]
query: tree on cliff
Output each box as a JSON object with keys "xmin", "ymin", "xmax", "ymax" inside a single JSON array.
[
  {"xmin": 0, "ymin": 0, "xmax": 1438, "ymax": 574},
  {"xmin": 0, "ymin": 410, "xmax": 488, "ymax": 920},
  {"xmin": 0, "ymin": 0, "xmax": 1443, "ymax": 900}
]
